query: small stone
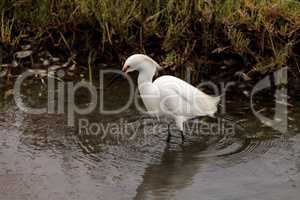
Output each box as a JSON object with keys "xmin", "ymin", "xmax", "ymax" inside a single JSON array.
[
  {"xmin": 43, "ymin": 60, "xmax": 50, "ymax": 66},
  {"xmin": 15, "ymin": 50, "xmax": 33, "ymax": 59},
  {"xmin": 28, "ymin": 69, "xmax": 47, "ymax": 77},
  {"xmin": 67, "ymin": 71, "xmax": 75, "ymax": 77},
  {"xmin": 50, "ymin": 57, "xmax": 60, "ymax": 62},
  {"xmin": 69, "ymin": 64, "xmax": 76, "ymax": 71},
  {"xmin": 49, "ymin": 65, "xmax": 63, "ymax": 71},
  {"xmin": 62, "ymin": 61, "xmax": 70, "ymax": 68},
  {"xmin": 243, "ymin": 90, "xmax": 250, "ymax": 97},
  {"xmin": 12, "ymin": 60, "xmax": 18, "ymax": 67},
  {"xmin": 0, "ymin": 69, "xmax": 7, "ymax": 78}
]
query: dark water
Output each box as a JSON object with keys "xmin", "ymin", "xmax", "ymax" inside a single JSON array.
[{"xmin": 0, "ymin": 79, "xmax": 300, "ymax": 200}]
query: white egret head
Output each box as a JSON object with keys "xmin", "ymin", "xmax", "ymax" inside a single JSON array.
[{"xmin": 122, "ymin": 54, "xmax": 162, "ymax": 74}]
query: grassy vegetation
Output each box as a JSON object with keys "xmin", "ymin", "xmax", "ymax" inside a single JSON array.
[{"xmin": 0, "ymin": 0, "xmax": 299, "ymax": 80}]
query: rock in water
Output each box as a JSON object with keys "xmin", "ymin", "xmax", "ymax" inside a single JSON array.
[{"xmin": 15, "ymin": 50, "xmax": 33, "ymax": 59}]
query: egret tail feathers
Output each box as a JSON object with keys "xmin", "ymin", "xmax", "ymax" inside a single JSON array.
[{"xmin": 204, "ymin": 95, "xmax": 221, "ymax": 117}]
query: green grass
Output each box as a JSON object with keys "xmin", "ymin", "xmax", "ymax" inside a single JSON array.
[
  {"xmin": 0, "ymin": 0, "xmax": 299, "ymax": 77},
  {"xmin": 0, "ymin": 9, "xmax": 14, "ymax": 45}
]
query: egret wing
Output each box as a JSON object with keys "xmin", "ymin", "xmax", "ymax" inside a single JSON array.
[{"xmin": 153, "ymin": 75, "xmax": 220, "ymax": 117}]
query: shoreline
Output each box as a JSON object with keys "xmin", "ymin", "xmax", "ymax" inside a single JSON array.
[{"xmin": 0, "ymin": 0, "xmax": 299, "ymax": 92}]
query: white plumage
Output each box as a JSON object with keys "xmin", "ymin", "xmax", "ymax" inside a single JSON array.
[{"xmin": 122, "ymin": 54, "xmax": 220, "ymax": 141}]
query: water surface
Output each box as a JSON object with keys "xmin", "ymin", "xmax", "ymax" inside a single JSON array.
[{"xmin": 0, "ymin": 79, "xmax": 299, "ymax": 200}]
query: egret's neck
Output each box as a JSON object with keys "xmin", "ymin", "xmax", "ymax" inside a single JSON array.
[
  {"xmin": 137, "ymin": 68, "xmax": 157, "ymax": 112},
  {"xmin": 137, "ymin": 66, "xmax": 156, "ymax": 85},
  {"xmin": 138, "ymin": 72, "xmax": 154, "ymax": 85},
  {"xmin": 136, "ymin": 65, "xmax": 160, "ymax": 116}
]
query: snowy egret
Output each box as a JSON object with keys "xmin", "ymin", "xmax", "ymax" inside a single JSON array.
[{"xmin": 122, "ymin": 54, "xmax": 220, "ymax": 142}]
